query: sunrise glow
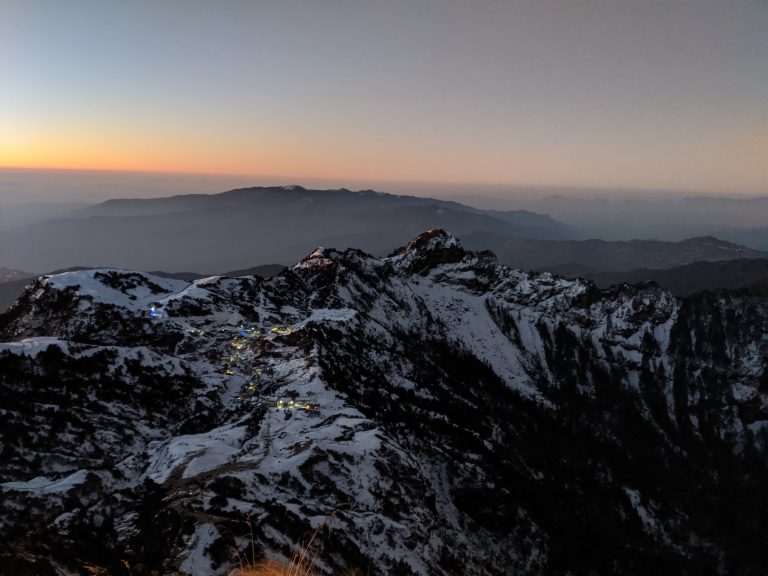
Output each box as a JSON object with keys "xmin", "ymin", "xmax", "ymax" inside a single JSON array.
[{"xmin": 1, "ymin": 0, "xmax": 766, "ymax": 193}]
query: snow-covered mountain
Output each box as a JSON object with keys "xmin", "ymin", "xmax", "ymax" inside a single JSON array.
[{"xmin": 1, "ymin": 230, "xmax": 767, "ymax": 575}]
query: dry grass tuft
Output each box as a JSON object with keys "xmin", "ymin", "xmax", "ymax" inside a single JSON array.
[
  {"xmin": 230, "ymin": 548, "xmax": 325, "ymax": 576},
  {"xmin": 232, "ymin": 557, "xmax": 320, "ymax": 575},
  {"xmin": 230, "ymin": 515, "xmax": 336, "ymax": 576}
]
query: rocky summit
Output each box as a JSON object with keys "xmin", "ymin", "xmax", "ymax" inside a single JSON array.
[{"xmin": 1, "ymin": 229, "xmax": 767, "ymax": 576}]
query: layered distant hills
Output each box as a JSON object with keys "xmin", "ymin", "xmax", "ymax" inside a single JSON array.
[
  {"xmin": 462, "ymin": 234, "xmax": 766, "ymax": 274},
  {"xmin": 1, "ymin": 185, "xmax": 764, "ymax": 278},
  {"xmin": 579, "ymin": 258, "xmax": 768, "ymax": 296},
  {"xmin": 0, "ymin": 186, "xmax": 575, "ymax": 273},
  {"xmin": 458, "ymin": 193, "xmax": 768, "ymax": 251}
]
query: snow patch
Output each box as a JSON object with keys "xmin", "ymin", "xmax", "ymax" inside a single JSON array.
[{"xmin": 180, "ymin": 523, "xmax": 220, "ymax": 575}]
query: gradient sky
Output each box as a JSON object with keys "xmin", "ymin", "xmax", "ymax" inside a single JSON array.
[{"xmin": 1, "ymin": 0, "xmax": 766, "ymax": 194}]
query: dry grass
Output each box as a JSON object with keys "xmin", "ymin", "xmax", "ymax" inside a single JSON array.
[
  {"xmin": 230, "ymin": 515, "xmax": 340, "ymax": 576},
  {"xmin": 233, "ymin": 559, "xmax": 359, "ymax": 576},
  {"xmin": 232, "ymin": 557, "xmax": 321, "ymax": 576}
]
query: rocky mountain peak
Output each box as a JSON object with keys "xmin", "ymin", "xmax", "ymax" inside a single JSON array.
[
  {"xmin": 388, "ymin": 228, "xmax": 467, "ymax": 274},
  {"xmin": 399, "ymin": 228, "xmax": 459, "ymax": 252}
]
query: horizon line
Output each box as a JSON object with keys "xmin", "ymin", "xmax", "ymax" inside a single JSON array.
[{"xmin": 2, "ymin": 164, "xmax": 762, "ymax": 198}]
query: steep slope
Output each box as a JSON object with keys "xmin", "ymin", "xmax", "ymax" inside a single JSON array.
[{"xmin": 1, "ymin": 230, "xmax": 767, "ymax": 575}]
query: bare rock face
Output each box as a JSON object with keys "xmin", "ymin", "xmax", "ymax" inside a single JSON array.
[{"xmin": 1, "ymin": 230, "xmax": 768, "ymax": 576}]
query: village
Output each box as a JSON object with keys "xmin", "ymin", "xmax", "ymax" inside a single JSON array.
[{"xmin": 149, "ymin": 305, "xmax": 322, "ymax": 417}]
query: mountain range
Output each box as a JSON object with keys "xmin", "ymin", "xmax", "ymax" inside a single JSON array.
[
  {"xmin": 2, "ymin": 185, "xmax": 764, "ymax": 293},
  {"xmin": 454, "ymin": 193, "xmax": 768, "ymax": 251},
  {"xmin": 1, "ymin": 230, "xmax": 767, "ymax": 575},
  {"xmin": 461, "ymin": 233, "xmax": 765, "ymax": 273},
  {"xmin": 0, "ymin": 186, "xmax": 574, "ymax": 274},
  {"xmin": 579, "ymin": 258, "xmax": 768, "ymax": 296}
]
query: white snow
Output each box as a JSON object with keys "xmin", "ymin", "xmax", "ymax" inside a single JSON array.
[
  {"xmin": 144, "ymin": 424, "xmax": 246, "ymax": 484},
  {"xmin": 1, "ymin": 469, "xmax": 89, "ymax": 493},
  {"xmin": 731, "ymin": 382, "xmax": 757, "ymax": 402},
  {"xmin": 0, "ymin": 337, "xmax": 70, "ymax": 355},
  {"xmin": 179, "ymin": 523, "xmax": 220, "ymax": 576},
  {"xmin": 46, "ymin": 269, "xmax": 188, "ymax": 309}
]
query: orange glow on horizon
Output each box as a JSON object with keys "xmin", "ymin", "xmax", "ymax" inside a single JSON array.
[
  {"xmin": 2, "ymin": 117, "xmax": 765, "ymax": 193},
  {"xmin": 2, "ymin": 1, "xmax": 766, "ymax": 196}
]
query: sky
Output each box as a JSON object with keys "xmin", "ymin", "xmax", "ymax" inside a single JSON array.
[{"xmin": 1, "ymin": 0, "xmax": 766, "ymax": 195}]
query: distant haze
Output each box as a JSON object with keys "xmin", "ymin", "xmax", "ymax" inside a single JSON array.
[
  {"xmin": 0, "ymin": 168, "xmax": 764, "ymax": 207},
  {"xmin": 1, "ymin": 184, "xmax": 766, "ymax": 279},
  {"xmin": 2, "ymin": 169, "xmax": 768, "ymax": 255}
]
